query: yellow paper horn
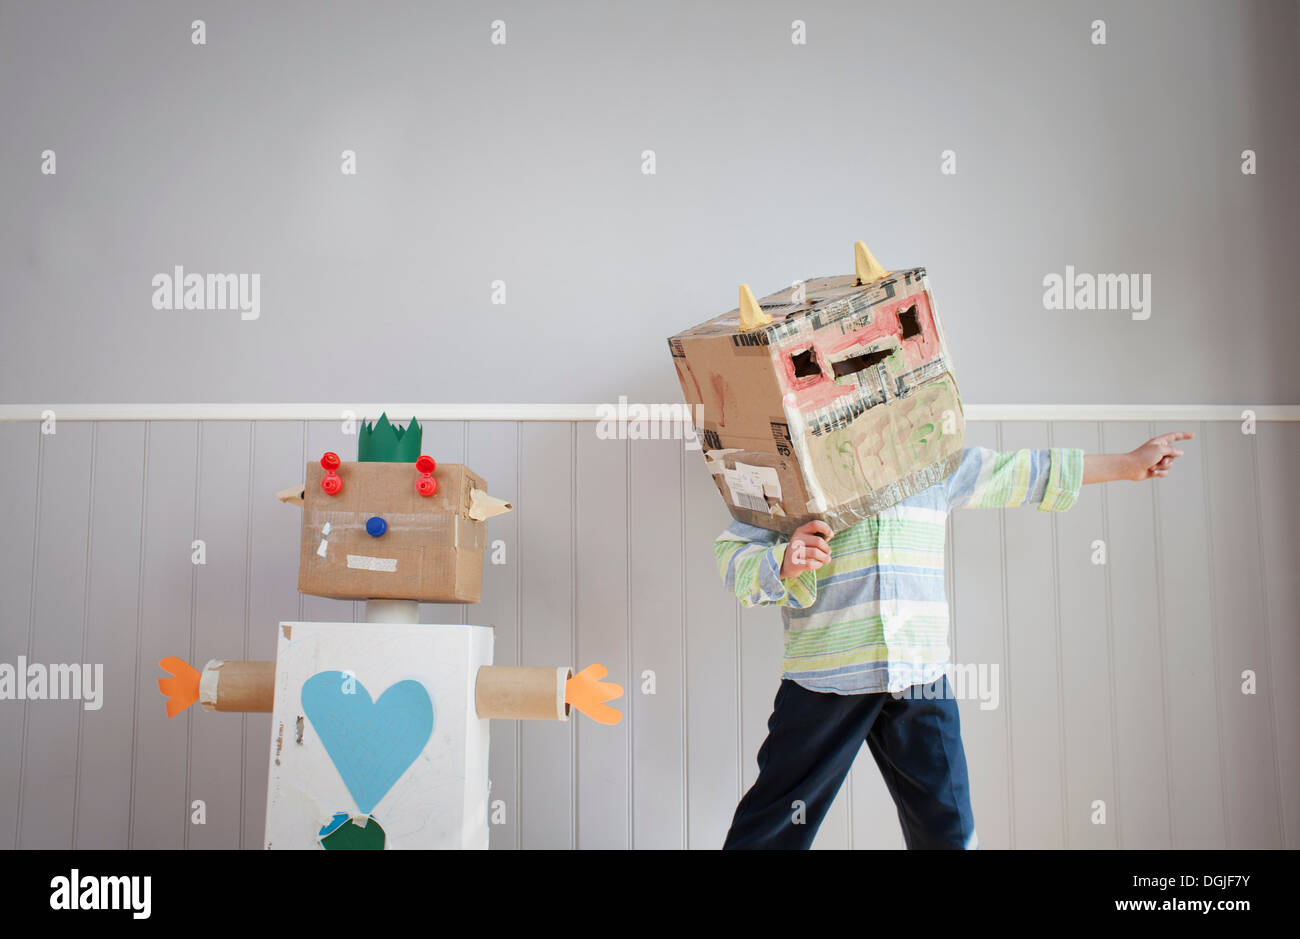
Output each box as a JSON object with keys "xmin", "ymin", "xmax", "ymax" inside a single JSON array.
[
  {"xmin": 738, "ymin": 283, "xmax": 773, "ymax": 332},
  {"xmin": 854, "ymin": 241, "xmax": 890, "ymax": 285}
]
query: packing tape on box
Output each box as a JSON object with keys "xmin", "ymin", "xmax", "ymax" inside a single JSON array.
[{"xmin": 200, "ymin": 659, "xmax": 275, "ymax": 713}]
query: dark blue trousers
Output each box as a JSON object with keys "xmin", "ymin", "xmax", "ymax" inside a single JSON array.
[{"xmin": 723, "ymin": 675, "xmax": 977, "ymax": 850}]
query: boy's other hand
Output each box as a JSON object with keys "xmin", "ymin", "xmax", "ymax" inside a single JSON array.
[
  {"xmin": 1127, "ymin": 431, "xmax": 1195, "ymax": 480},
  {"xmin": 781, "ymin": 520, "xmax": 833, "ymax": 578}
]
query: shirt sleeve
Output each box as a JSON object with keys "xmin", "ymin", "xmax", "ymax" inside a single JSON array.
[
  {"xmin": 945, "ymin": 446, "xmax": 1084, "ymax": 512},
  {"xmin": 714, "ymin": 520, "xmax": 818, "ymax": 609}
]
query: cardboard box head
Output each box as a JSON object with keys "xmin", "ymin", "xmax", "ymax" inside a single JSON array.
[
  {"xmin": 298, "ymin": 460, "xmax": 489, "ymax": 603},
  {"xmin": 669, "ymin": 250, "xmax": 965, "ymax": 533}
]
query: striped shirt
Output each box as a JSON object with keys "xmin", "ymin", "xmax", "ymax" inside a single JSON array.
[{"xmin": 714, "ymin": 447, "xmax": 1085, "ymax": 695}]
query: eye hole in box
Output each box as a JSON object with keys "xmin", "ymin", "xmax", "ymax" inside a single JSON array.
[
  {"xmin": 831, "ymin": 348, "xmax": 893, "ymax": 379},
  {"xmin": 898, "ymin": 304, "xmax": 922, "ymax": 339},
  {"xmin": 789, "ymin": 347, "xmax": 822, "ymax": 380}
]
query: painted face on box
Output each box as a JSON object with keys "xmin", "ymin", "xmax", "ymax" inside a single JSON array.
[{"xmin": 668, "ymin": 244, "xmax": 965, "ymax": 533}]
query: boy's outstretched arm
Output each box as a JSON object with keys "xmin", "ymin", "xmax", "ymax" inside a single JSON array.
[
  {"xmin": 947, "ymin": 445, "xmax": 1085, "ymax": 512},
  {"xmin": 947, "ymin": 431, "xmax": 1195, "ymax": 513},
  {"xmin": 1082, "ymin": 431, "xmax": 1194, "ymax": 483}
]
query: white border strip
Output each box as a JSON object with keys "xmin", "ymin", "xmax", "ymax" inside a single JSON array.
[{"xmin": 0, "ymin": 403, "xmax": 1296, "ymax": 422}]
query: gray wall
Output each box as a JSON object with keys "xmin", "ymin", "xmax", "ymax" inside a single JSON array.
[
  {"xmin": 1, "ymin": 418, "xmax": 1296, "ymax": 849},
  {"xmin": 1, "ymin": 0, "xmax": 1298, "ymax": 407},
  {"xmin": 1, "ymin": 1, "xmax": 1297, "ymax": 850}
]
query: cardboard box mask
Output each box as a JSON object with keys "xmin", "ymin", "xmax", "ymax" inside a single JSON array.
[{"xmin": 668, "ymin": 243, "xmax": 965, "ymax": 533}]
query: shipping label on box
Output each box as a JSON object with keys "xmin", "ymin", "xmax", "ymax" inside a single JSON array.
[
  {"xmin": 299, "ymin": 461, "xmax": 489, "ymax": 602},
  {"xmin": 669, "ymin": 267, "xmax": 965, "ymax": 533}
]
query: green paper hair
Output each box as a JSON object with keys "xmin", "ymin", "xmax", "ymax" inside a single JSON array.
[{"xmin": 357, "ymin": 413, "xmax": 423, "ymax": 462}]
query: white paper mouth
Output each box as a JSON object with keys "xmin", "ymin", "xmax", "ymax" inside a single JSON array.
[{"xmin": 346, "ymin": 554, "xmax": 398, "ymax": 573}]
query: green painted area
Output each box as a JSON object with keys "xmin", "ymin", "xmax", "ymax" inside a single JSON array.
[
  {"xmin": 910, "ymin": 422, "xmax": 937, "ymax": 457},
  {"xmin": 319, "ymin": 816, "xmax": 386, "ymax": 850},
  {"xmin": 358, "ymin": 413, "xmax": 422, "ymax": 462}
]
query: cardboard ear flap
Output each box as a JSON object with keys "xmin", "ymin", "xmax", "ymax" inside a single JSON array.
[
  {"xmin": 468, "ymin": 489, "xmax": 512, "ymax": 521},
  {"xmin": 276, "ymin": 484, "xmax": 305, "ymax": 504}
]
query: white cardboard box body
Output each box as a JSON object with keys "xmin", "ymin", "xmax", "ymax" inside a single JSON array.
[{"xmin": 264, "ymin": 621, "xmax": 493, "ymax": 849}]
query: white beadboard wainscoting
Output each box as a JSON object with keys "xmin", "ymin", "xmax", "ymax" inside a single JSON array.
[{"xmin": 0, "ymin": 407, "xmax": 1296, "ymax": 849}]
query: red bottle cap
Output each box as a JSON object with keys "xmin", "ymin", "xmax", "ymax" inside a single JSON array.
[
  {"xmin": 321, "ymin": 451, "xmax": 341, "ymax": 471},
  {"xmin": 416, "ymin": 475, "xmax": 438, "ymax": 497},
  {"xmin": 415, "ymin": 455, "xmax": 436, "ymax": 474},
  {"xmin": 321, "ymin": 472, "xmax": 343, "ymax": 495}
]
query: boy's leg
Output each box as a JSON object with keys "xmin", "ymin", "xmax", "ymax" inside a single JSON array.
[
  {"xmin": 864, "ymin": 675, "xmax": 978, "ymax": 849},
  {"xmin": 723, "ymin": 679, "xmax": 887, "ymax": 850}
]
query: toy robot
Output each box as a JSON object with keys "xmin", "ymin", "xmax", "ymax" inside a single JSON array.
[{"xmin": 158, "ymin": 415, "xmax": 622, "ymax": 849}]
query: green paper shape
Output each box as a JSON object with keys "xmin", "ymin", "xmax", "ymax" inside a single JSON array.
[
  {"xmin": 319, "ymin": 815, "xmax": 386, "ymax": 850},
  {"xmin": 357, "ymin": 413, "xmax": 422, "ymax": 462}
]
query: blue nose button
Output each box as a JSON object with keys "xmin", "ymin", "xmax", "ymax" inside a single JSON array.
[{"xmin": 365, "ymin": 516, "xmax": 387, "ymax": 537}]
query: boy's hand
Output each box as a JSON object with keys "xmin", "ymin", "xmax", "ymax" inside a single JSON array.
[
  {"xmin": 1126, "ymin": 431, "xmax": 1194, "ymax": 480},
  {"xmin": 780, "ymin": 520, "xmax": 833, "ymax": 579}
]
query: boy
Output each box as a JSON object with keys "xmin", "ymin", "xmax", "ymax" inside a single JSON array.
[{"xmin": 716, "ymin": 432, "xmax": 1193, "ymax": 849}]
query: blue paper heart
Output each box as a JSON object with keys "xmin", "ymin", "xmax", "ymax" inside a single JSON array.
[{"xmin": 300, "ymin": 671, "xmax": 434, "ymax": 815}]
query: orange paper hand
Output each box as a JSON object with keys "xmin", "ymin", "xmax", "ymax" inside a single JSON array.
[
  {"xmin": 158, "ymin": 657, "xmax": 201, "ymax": 718},
  {"xmin": 565, "ymin": 663, "xmax": 623, "ymax": 725}
]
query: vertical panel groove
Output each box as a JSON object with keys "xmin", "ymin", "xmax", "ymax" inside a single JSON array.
[
  {"xmin": 462, "ymin": 421, "xmax": 469, "ymax": 626},
  {"xmin": 735, "ymin": 596, "xmax": 742, "ymax": 801},
  {"xmin": 625, "ymin": 437, "xmax": 634, "ymax": 849},
  {"xmin": 1200, "ymin": 425, "xmax": 1231, "ymax": 845},
  {"xmin": 948, "ymin": 516, "xmax": 957, "ymax": 661},
  {"xmin": 71, "ymin": 422, "xmax": 98, "ymax": 848},
  {"xmin": 183, "ymin": 422, "xmax": 202, "ymax": 849},
  {"xmin": 947, "ymin": 498, "xmax": 958, "ymax": 851},
  {"xmin": 127, "ymin": 421, "xmax": 151, "ymax": 849},
  {"xmin": 297, "ymin": 423, "xmax": 306, "ymax": 623},
  {"xmin": 995, "ymin": 422, "xmax": 1015, "ymax": 847},
  {"xmin": 1098, "ymin": 423, "xmax": 1122, "ymax": 846},
  {"xmin": 1248, "ymin": 430, "xmax": 1286, "ymax": 845},
  {"xmin": 569, "ymin": 421, "xmax": 578, "ymax": 850},
  {"xmin": 239, "ymin": 421, "xmax": 256, "ymax": 849},
  {"xmin": 14, "ymin": 425, "xmax": 44, "ymax": 848},
  {"xmin": 1047, "ymin": 423, "xmax": 1069, "ymax": 846},
  {"xmin": 1149, "ymin": 421, "xmax": 1176, "ymax": 845},
  {"xmin": 515, "ymin": 421, "xmax": 522, "ymax": 849},
  {"xmin": 679, "ymin": 442, "xmax": 689, "ymax": 848}
]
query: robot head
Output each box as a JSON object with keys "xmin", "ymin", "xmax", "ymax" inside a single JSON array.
[{"xmin": 287, "ymin": 415, "xmax": 510, "ymax": 603}]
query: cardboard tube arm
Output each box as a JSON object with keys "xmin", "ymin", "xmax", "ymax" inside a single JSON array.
[
  {"xmin": 199, "ymin": 660, "xmax": 275, "ymax": 712},
  {"xmin": 475, "ymin": 666, "xmax": 571, "ymax": 721}
]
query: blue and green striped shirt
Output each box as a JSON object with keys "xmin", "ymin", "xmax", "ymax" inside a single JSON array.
[{"xmin": 714, "ymin": 447, "xmax": 1085, "ymax": 695}]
